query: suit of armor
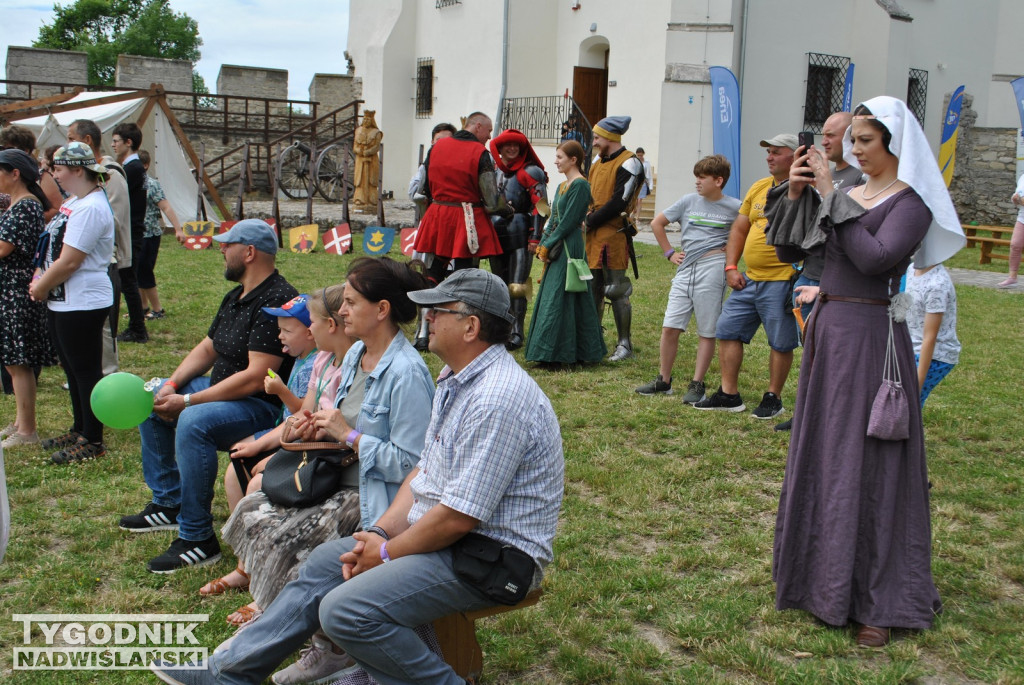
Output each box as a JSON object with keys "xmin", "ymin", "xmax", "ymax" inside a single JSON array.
[
  {"xmin": 491, "ymin": 163, "xmax": 548, "ymax": 349},
  {"xmin": 487, "ymin": 129, "xmax": 549, "ymax": 349},
  {"xmin": 587, "ymin": 148, "xmax": 644, "ymax": 361}
]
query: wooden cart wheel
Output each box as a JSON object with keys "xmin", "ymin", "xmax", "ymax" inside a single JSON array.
[
  {"xmin": 277, "ymin": 142, "xmax": 312, "ymax": 199},
  {"xmin": 315, "ymin": 143, "xmax": 353, "ymax": 203}
]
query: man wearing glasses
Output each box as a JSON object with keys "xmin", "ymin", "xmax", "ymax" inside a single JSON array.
[{"xmin": 152, "ymin": 269, "xmax": 565, "ymax": 685}]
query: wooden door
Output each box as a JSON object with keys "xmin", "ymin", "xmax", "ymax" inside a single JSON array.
[{"xmin": 573, "ymin": 66, "xmax": 608, "ymax": 126}]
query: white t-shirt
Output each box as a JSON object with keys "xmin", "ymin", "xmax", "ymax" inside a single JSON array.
[
  {"xmin": 662, "ymin": 193, "xmax": 742, "ymax": 270},
  {"xmin": 906, "ymin": 263, "xmax": 960, "ymax": 366},
  {"xmin": 45, "ymin": 189, "xmax": 115, "ymax": 312},
  {"xmin": 1015, "ymin": 174, "xmax": 1024, "ymax": 224}
]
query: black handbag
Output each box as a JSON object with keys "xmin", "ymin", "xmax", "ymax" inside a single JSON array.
[
  {"xmin": 260, "ymin": 422, "xmax": 358, "ymax": 508},
  {"xmin": 451, "ymin": 532, "xmax": 535, "ymax": 605}
]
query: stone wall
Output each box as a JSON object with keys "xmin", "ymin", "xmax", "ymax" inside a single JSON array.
[
  {"xmin": 4, "ymin": 46, "xmax": 87, "ymax": 99},
  {"xmin": 309, "ymin": 73, "xmax": 362, "ymax": 114},
  {"xmin": 218, "ymin": 64, "xmax": 289, "ymax": 101},
  {"xmin": 948, "ymin": 93, "xmax": 1019, "ymax": 226}
]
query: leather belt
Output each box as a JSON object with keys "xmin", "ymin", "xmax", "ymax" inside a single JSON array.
[
  {"xmin": 433, "ymin": 200, "xmax": 483, "ymax": 208},
  {"xmin": 818, "ymin": 293, "xmax": 890, "ymax": 306}
]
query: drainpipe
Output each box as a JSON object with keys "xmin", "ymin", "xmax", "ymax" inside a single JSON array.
[
  {"xmin": 737, "ymin": 0, "xmax": 749, "ymax": 86},
  {"xmin": 495, "ymin": 0, "xmax": 510, "ymax": 130}
]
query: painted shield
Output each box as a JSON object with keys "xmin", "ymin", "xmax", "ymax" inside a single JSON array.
[
  {"xmin": 362, "ymin": 226, "xmax": 395, "ymax": 256},
  {"xmin": 323, "ymin": 223, "xmax": 352, "ymax": 255},
  {"xmin": 289, "ymin": 224, "xmax": 318, "ymax": 253},
  {"xmin": 182, "ymin": 220, "xmax": 215, "ymax": 237},
  {"xmin": 400, "ymin": 228, "xmax": 417, "ymax": 257},
  {"xmin": 218, "ymin": 220, "xmax": 237, "ymax": 234},
  {"xmin": 185, "ymin": 236, "xmax": 212, "ymax": 250}
]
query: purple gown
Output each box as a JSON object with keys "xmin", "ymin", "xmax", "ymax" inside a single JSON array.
[{"xmin": 773, "ymin": 187, "xmax": 942, "ymax": 629}]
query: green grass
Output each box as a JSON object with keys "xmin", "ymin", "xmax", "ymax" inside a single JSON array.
[{"xmin": 1, "ymin": 235, "xmax": 1023, "ymax": 683}]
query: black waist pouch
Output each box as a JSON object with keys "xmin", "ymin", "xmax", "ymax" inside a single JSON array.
[{"xmin": 451, "ymin": 532, "xmax": 535, "ymax": 605}]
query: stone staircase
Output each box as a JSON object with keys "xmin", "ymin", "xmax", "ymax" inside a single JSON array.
[{"xmin": 637, "ymin": 185, "xmax": 656, "ymax": 222}]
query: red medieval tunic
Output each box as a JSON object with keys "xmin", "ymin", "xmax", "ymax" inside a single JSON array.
[{"xmin": 413, "ymin": 136, "xmax": 502, "ymax": 259}]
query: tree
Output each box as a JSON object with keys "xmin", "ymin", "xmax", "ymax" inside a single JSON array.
[{"xmin": 34, "ymin": 0, "xmax": 205, "ymax": 91}]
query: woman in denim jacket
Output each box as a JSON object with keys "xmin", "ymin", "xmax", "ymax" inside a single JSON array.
[{"xmin": 217, "ymin": 259, "xmax": 434, "ymax": 682}]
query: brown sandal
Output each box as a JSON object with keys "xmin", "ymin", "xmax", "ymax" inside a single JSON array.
[
  {"xmin": 856, "ymin": 624, "xmax": 890, "ymax": 648},
  {"xmin": 225, "ymin": 603, "xmax": 262, "ymax": 627},
  {"xmin": 199, "ymin": 565, "xmax": 250, "ymax": 597}
]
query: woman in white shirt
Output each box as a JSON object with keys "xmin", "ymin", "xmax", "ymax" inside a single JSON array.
[{"xmin": 29, "ymin": 142, "xmax": 115, "ymax": 464}]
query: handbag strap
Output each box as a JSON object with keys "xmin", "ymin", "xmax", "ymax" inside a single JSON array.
[
  {"xmin": 882, "ymin": 315, "xmax": 902, "ymax": 385},
  {"xmin": 279, "ymin": 417, "xmax": 347, "ymax": 452}
]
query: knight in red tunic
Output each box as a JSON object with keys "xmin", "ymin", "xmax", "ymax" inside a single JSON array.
[{"xmin": 413, "ymin": 112, "xmax": 509, "ymax": 283}]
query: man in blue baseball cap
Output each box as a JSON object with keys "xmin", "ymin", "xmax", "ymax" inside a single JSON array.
[{"xmin": 120, "ymin": 218, "xmax": 299, "ymax": 574}]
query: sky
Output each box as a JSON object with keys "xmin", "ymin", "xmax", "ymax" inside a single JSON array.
[{"xmin": 1, "ymin": 0, "xmax": 351, "ymax": 103}]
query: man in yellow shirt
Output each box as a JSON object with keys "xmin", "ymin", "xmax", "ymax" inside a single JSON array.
[{"xmin": 694, "ymin": 134, "xmax": 798, "ymax": 418}]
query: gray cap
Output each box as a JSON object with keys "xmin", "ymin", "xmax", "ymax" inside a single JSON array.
[
  {"xmin": 212, "ymin": 218, "xmax": 278, "ymax": 255},
  {"xmin": 407, "ymin": 269, "xmax": 514, "ymax": 324},
  {"xmin": 759, "ymin": 133, "xmax": 799, "ymax": 150}
]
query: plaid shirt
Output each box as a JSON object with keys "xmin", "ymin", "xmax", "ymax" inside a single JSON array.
[{"xmin": 408, "ymin": 344, "xmax": 564, "ymax": 568}]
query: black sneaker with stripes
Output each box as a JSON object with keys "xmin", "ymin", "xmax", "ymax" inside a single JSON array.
[
  {"xmin": 147, "ymin": 536, "xmax": 221, "ymax": 574},
  {"xmin": 118, "ymin": 502, "xmax": 180, "ymax": 533}
]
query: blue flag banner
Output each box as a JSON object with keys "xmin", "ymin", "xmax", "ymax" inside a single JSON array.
[
  {"xmin": 842, "ymin": 64, "xmax": 855, "ymax": 112},
  {"xmin": 1011, "ymin": 77, "xmax": 1024, "ymax": 132},
  {"xmin": 362, "ymin": 226, "xmax": 395, "ymax": 256},
  {"xmin": 938, "ymin": 85, "xmax": 965, "ymax": 188},
  {"xmin": 709, "ymin": 66, "xmax": 742, "ymax": 199}
]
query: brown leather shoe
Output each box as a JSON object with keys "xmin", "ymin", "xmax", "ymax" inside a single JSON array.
[{"xmin": 856, "ymin": 624, "xmax": 890, "ymax": 648}]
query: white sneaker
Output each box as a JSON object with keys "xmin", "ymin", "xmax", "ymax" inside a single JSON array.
[
  {"xmin": 2, "ymin": 431, "xmax": 39, "ymax": 448},
  {"xmin": 271, "ymin": 635, "xmax": 356, "ymax": 684}
]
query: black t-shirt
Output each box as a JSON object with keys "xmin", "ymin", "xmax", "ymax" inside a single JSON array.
[
  {"xmin": 123, "ymin": 157, "xmax": 147, "ymax": 242},
  {"xmin": 207, "ymin": 269, "xmax": 298, "ymax": 406}
]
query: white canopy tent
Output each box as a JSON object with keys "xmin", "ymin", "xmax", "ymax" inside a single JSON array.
[{"xmin": 6, "ymin": 89, "xmax": 220, "ymax": 223}]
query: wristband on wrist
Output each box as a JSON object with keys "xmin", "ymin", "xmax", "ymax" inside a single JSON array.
[
  {"xmin": 724, "ymin": 265, "xmax": 738, "ymax": 271},
  {"xmin": 183, "ymin": 393, "xmax": 191, "ymax": 407},
  {"xmin": 164, "ymin": 379, "xmax": 178, "ymax": 391},
  {"xmin": 380, "ymin": 540, "xmax": 391, "ymax": 563},
  {"xmin": 366, "ymin": 525, "xmax": 390, "ymax": 541},
  {"xmin": 664, "ymin": 249, "xmax": 675, "ymax": 259},
  {"xmin": 345, "ymin": 429, "xmax": 361, "ymax": 449}
]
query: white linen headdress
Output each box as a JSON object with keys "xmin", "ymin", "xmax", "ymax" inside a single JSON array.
[{"xmin": 842, "ymin": 96, "xmax": 965, "ymax": 267}]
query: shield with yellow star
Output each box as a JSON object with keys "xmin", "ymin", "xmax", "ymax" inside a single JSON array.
[{"xmin": 362, "ymin": 226, "xmax": 395, "ymax": 256}]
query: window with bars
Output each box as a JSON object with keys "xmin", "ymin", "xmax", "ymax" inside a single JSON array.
[
  {"xmin": 803, "ymin": 53, "xmax": 851, "ymax": 133},
  {"xmin": 415, "ymin": 58, "xmax": 434, "ymax": 118},
  {"xmin": 907, "ymin": 69, "xmax": 928, "ymax": 125}
]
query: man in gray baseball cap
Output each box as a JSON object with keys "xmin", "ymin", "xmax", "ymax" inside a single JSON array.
[
  {"xmin": 212, "ymin": 218, "xmax": 279, "ymax": 255},
  {"xmin": 121, "ymin": 216, "xmax": 297, "ymax": 575}
]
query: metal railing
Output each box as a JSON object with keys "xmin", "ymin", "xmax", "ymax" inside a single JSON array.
[{"xmin": 499, "ymin": 94, "xmax": 593, "ymax": 171}]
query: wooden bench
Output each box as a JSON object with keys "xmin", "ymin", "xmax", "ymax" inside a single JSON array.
[
  {"xmin": 963, "ymin": 225, "xmax": 1013, "ymax": 264},
  {"xmin": 434, "ymin": 588, "xmax": 543, "ymax": 683}
]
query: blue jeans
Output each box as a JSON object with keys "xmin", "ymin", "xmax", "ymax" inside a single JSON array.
[
  {"xmin": 209, "ymin": 537, "xmax": 493, "ymax": 684},
  {"xmin": 138, "ymin": 377, "xmax": 279, "ymax": 541}
]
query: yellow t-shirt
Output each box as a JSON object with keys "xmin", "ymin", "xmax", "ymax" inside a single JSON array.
[{"xmin": 738, "ymin": 176, "xmax": 796, "ymax": 281}]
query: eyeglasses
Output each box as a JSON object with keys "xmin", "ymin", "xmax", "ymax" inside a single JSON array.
[
  {"xmin": 111, "ymin": 137, "xmax": 123, "ymax": 145},
  {"xmin": 426, "ymin": 306, "xmax": 466, "ymax": 318}
]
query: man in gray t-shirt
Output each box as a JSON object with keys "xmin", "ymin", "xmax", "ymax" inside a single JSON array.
[{"xmin": 638, "ymin": 154, "xmax": 741, "ymax": 404}]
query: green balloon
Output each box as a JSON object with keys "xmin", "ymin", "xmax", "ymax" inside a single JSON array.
[{"xmin": 90, "ymin": 373, "xmax": 155, "ymax": 430}]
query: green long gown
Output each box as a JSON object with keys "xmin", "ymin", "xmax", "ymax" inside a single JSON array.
[{"xmin": 524, "ymin": 178, "xmax": 607, "ymax": 363}]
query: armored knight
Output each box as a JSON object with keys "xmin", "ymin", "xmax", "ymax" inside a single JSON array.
[
  {"xmin": 488, "ymin": 129, "xmax": 549, "ymax": 349},
  {"xmin": 586, "ymin": 115, "xmax": 644, "ymax": 362}
]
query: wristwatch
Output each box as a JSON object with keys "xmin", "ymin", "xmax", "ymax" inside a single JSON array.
[{"xmin": 183, "ymin": 393, "xmax": 191, "ymax": 408}]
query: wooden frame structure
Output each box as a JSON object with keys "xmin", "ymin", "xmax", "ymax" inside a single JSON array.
[{"xmin": 0, "ymin": 84, "xmax": 233, "ymax": 221}]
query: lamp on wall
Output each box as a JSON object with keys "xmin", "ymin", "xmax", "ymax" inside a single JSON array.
[{"xmin": 571, "ymin": 1, "xmax": 581, "ymax": 10}]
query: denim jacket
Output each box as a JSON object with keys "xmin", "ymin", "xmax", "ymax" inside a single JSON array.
[{"xmin": 335, "ymin": 332, "xmax": 434, "ymax": 529}]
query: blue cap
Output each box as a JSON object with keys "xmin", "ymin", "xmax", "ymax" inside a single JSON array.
[
  {"xmin": 593, "ymin": 116, "xmax": 631, "ymax": 142},
  {"xmin": 213, "ymin": 218, "xmax": 278, "ymax": 255},
  {"xmin": 261, "ymin": 294, "xmax": 312, "ymax": 327}
]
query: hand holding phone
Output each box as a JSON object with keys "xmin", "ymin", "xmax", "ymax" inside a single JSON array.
[{"xmin": 797, "ymin": 131, "xmax": 815, "ymax": 178}]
